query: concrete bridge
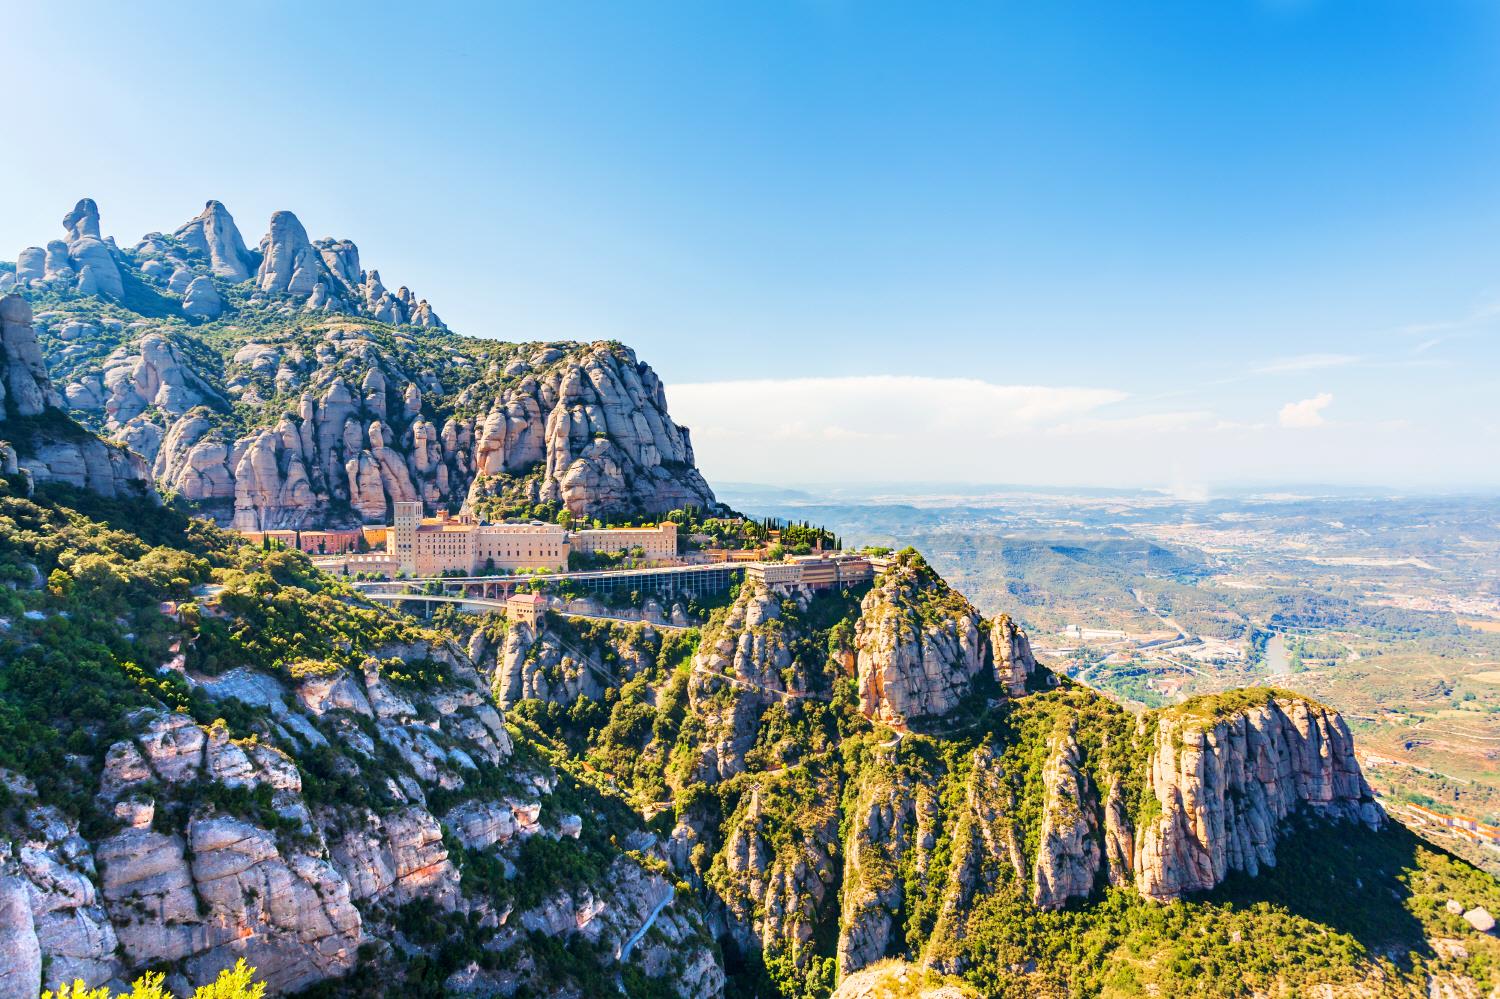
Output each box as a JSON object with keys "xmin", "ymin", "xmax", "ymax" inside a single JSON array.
[{"xmin": 350, "ymin": 560, "xmax": 751, "ymax": 602}]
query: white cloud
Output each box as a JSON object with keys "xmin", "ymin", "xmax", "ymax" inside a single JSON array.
[
  {"xmin": 1253, "ymin": 353, "xmax": 1359, "ymax": 374},
  {"xmin": 671, "ymin": 376, "xmax": 1127, "ymax": 442},
  {"xmin": 664, "ymin": 376, "xmax": 1482, "ymax": 490},
  {"xmin": 1277, "ymin": 392, "xmax": 1333, "ymax": 429}
]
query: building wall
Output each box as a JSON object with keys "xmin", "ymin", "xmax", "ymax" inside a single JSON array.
[
  {"xmin": 295, "ymin": 529, "xmax": 364, "ymax": 554},
  {"xmin": 391, "ymin": 501, "xmax": 423, "ymax": 575},
  {"xmin": 471, "ymin": 523, "xmax": 567, "ymax": 572},
  {"xmin": 389, "ymin": 504, "xmax": 568, "ymax": 576},
  {"xmin": 571, "ymin": 522, "xmax": 678, "ymax": 559}
]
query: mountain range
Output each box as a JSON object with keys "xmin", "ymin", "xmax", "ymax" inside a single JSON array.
[{"xmin": 0, "ymin": 200, "xmax": 1497, "ymax": 999}]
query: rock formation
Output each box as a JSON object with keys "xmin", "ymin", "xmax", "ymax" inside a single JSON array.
[
  {"xmin": 991, "ymin": 613, "xmax": 1037, "ymax": 697},
  {"xmin": 54, "ymin": 326, "xmax": 714, "ymax": 526},
  {"xmin": 1031, "ymin": 732, "xmax": 1103, "ymax": 909},
  {"xmin": 257, "ymin": 210, "xmax": 323, "ymax": 297},
  {"xmin": 0, "ymin": 294, "xmax": 153, "ymax": 498},
  {"xmin": 0, "ymin": 610, "xmax": 719, "ymax": 998},
  {"xmin": 182, "ymin": 274, "xmax": 223, "ymax": 319},
  {"xmin": 855, "ymin": 553, "xmax": 993, "ymax": 729},
  {"xmin": 1133, "ymin": 692, "xmax": 1383, "ymax": 901},
  {"xmin": 8, "ymin": 197, "xmax": 722, "ymax": 524},
  {"xmin": 174, "ymin": 199, "xmax": 255, "ymax": 280},
  {"xmin": 61, "ymin": 199, "xmax": 124, "ymax": 300}
]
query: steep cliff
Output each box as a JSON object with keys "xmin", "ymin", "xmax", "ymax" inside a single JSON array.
[
  {"xmin": 1133, "ymin": 689, "xmax": 1384, "ymax": 901},
  {"xmin": 9, "ymin": 197, "xmax": 717, "ymax": 525},
  {"xmin": 854, "ymin": 551, "xmax": 1038, "ymax": 731},
  {"xmin": 474, "ymin": 549, "xmax": 1498, "ymax": 999}
]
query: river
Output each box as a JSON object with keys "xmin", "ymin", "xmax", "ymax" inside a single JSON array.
[{"xmin": 1265, "ymin": 632, "xmax": 1290, "ymax": 676}]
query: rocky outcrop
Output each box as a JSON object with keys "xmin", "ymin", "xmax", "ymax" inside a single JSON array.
[
  {"xmin": 837, "ymin": 765, "xmax": 917, "ymax": 975},
  {"xmin": 1031, "ymin": 733, "xmax": 1102, "ymax": 909},
  {"xmin": 182, "ymin": 275, "xmax": 223, "ymax": 319},
  {"xmin": 0, "ymin": 612, "xmax": 714, "ymax": 997},
  {"xmin": 257, "ymin": 211, "xmax": 323, "ymax": 296},
  {"xmin": 0, "ymin": 294, "xmax": 154, "ymax": 499},
  {"xmin": 61, "ymin": 199, "xmax": 124, "ymax": 300},
  {"xmin": 1133, "ymin": 692, "xmax": 1384, "ymax": 901},
  {"xmin": 7, "ymin": 200, "xmax": 127, "ymax": 300},
  {"xmin": 991, "ymin": 614, "xmax": 1037, "ymax": 697},
  {"xmin": 687, "ymin": 582, "xmax": 799, "ymax": 781},
  {"xmin": 174, "ymin": 200, "xmax": 255, "ymax": 280},
  {"xmin": 0, "ymin": 294, "xmax": 60, "ymax": 419},
  {"xmin": 712, "ymin": 778, "xmax": 840, "ymax": 974},
  {"xmin": 0, "ymin": 875, "xmax": 43, "ymax": 999},
  {"xmin": 855, "ymin": 553, "xmax": 991, "ymax": 730}
]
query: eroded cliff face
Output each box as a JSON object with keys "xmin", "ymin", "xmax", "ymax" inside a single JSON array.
[
  {"xmin": 52, "ymin": 323, "xmax": 711, "ymax": 527},
  {"xmin": 0, "ymin": 293, "xmax": 153, "ymax": 499},
  {"xmin": 10, "ymin": 197, "xmax": 718, "ymax": 525},
  {"xmin": 686, "ymin": 582, "xmax": 809, "ymax": 783},
  {"xmin": 854, "ymin": 553, "xmax": 1037, "ymax": 730},
  {"xmin": 1133, "ymin": 693, "xmax": 1384, "ymax": 901},
  {"xmin": 0, "ymin": 588, "xmax": 719, "ymax": 999}
]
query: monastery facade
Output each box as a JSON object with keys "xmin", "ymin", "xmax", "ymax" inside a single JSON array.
[{"xmin": 388, "ymin": 501, "xmax": 677, "ymax": 576}]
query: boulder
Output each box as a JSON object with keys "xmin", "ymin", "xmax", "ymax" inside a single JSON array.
[{"xmin": 182, "ymin": 275, "xmax": 223, "ymax": 319}]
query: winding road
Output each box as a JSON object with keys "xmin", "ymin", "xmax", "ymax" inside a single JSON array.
[{"xmin": 618, "ymin": 885, "xmax": 675, "ymax": 963}]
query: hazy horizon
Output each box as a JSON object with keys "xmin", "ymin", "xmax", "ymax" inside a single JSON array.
[{"xmin": 4, "ymin": 1, "xmax": 1498, "ymax": 489}]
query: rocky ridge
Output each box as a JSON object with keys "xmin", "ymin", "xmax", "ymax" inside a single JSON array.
[
  {"xmin": 482, "ymin": 558, "xmax": 1394, "ymax": 994},
  {"xmin": 10, "ymin": 197, "xmax": 718, "ymax": 525}
]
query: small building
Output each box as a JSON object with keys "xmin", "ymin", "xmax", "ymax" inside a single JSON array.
[
  {"xmin": 745, "ymin": 555, "xmax": 874, "ymax": 594},
  {"xmin": 296, "ymin": 529, "xmax": 364, "ymax": 555},
  {"xmin": 506, "ymin": 592, "xmax": 548, "ymax": 627}
]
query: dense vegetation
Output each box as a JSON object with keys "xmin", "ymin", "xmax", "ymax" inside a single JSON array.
[{"xmin": 490, "ymin": 566, "xmax": 1500, "ymax": 999}]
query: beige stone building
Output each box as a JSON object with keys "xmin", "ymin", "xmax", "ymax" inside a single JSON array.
[
  {"xmin": 387, "ymin": 502, "xmax": 678, "ymax": 577},
  {"xmin": 506, "ymin": 592, "xmax": 548, "ymax": 627},
  {"xmin": 390, "ymin": 502, "xmax": 568, "ymax": 576},
  {"xmin": 570, "ymin": 522, "xmax": 677, "ymax": 560}
]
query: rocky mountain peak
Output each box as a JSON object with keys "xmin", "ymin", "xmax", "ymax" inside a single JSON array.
[
  {"xmin": 63, "ymin": 198, "xmax": 102, "ymax": 241},
  {"xmin": 257, "ymin": 210, "xmax": 322, "ymax": 296},
  {"xmin": 13, "ymin": 197, "xmax": 126, "ymax": 301},
  {"xmin": 854, "ymin": 551, "xmax": 995, "ymax": 730},
  {"xmin": 173, "ymin": 199, "xmax": 255, "ymax": 280}
]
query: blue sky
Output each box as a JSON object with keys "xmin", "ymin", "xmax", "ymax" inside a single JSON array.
[{"xmin": 3, "ymin": 1, "xmax": 1499, "ymax": 491}]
